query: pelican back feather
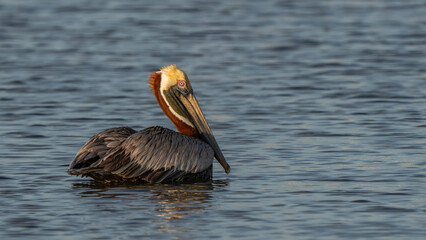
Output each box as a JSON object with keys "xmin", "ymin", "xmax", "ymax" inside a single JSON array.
[{"xmin": 69, "ymin": 126, "xmax": 214, "ymax": 183}]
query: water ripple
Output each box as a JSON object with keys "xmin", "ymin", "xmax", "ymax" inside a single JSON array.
[{"xmin": 0, "ymin": 0, "xmax": 425, "ymax": 239}]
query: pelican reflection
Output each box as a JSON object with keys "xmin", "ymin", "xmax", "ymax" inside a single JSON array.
[{"xmin": 72, "ymin": 180, "xmax": 228, "ymax": 221}]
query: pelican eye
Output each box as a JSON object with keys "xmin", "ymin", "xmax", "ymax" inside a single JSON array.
[{"xmin": 177, "ymin": 80, "xmax": 186, "ymax": 89}]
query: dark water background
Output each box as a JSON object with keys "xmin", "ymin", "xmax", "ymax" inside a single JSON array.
[{"xmin": 1, "ymin": 0, "xmax": 425, "ymax": 239}]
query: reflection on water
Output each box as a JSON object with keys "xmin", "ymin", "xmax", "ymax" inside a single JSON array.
[
  {"xmin": 1, "ymin": 0, "xmax": 426, "ymax": 239},
  {"xmin": 72, "ymin": 180, "xmax": 228, "ymax": 227}
]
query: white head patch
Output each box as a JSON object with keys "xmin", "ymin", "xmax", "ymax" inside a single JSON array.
[{"xmin": 160, "ymin": 65, "xmax": 194, "ymax": 128}]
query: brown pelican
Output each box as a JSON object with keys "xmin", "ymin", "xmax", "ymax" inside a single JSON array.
[{"xmin": 68, "ymin": 65, "xmax": 230, "ymax": 183}]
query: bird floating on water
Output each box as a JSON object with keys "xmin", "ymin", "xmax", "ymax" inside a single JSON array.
[{"xmin": 68, "ymin": 65, "xmax": 230, "ymax": 183}]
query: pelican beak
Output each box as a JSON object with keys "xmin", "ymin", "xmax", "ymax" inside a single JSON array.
[{"xmin": 179, "ymin": 93, "xmax": 231, "ymax": 174}]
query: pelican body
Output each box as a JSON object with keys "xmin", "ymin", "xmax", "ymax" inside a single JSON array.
[{"xmin": 68, "ymin": 65, "xmax": 230, "ymax": 183}]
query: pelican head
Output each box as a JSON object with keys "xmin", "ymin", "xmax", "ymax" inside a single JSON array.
[{"xmin": 149, "ymin": 65, "xmax": 230, "ymax": 174}]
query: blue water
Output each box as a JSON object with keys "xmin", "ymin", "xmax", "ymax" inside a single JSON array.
[{"xmin": 1, "ymin": 0, "xmax": 425, "ymax": 239}]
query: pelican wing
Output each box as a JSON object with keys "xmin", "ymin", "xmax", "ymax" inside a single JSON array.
[
  {"xmin": 68, "ymin": 127, "xmax": 137, "ymax": 171},
  {"xmin": 73, "ymin": 126, "xmax": 214, "ymax": 183}
]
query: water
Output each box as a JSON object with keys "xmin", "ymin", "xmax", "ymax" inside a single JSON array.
[{"xmin": 1, "ymin": 0, "xmax": 425, "ymax": 239}]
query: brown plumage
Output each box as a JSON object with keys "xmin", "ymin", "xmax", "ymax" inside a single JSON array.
[
  {"xmin": 69, "ymin": 126, "xmax": 213, "ymax": 183},
  {"xmin": 149, "ymin": 71, "xmax": 199, "ymax": 137},
  {"xmin": 68, "ymin": 65, "xmax": 230, "ymax": 184}
]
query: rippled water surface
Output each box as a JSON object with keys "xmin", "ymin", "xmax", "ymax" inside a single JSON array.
[{"xmin": 1, "ymin": 0, "xmax": 425, "ymax": 239}]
